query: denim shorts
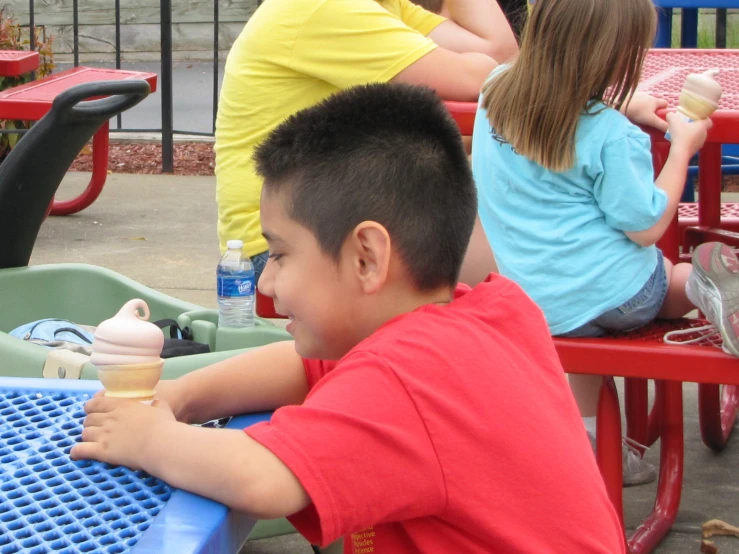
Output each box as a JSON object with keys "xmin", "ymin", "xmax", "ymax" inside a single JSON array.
[
  {"xmin": 557, "ymin": 254, "xmax": 668, "ymax": 338},
  {"xmin": 250, "ymin": 251, "xmax": 269, "ymax": 287}
]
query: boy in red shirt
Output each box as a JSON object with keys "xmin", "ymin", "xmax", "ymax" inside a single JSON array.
[{"xmin": 72, "ymin": 83, "xmax": 625, "ymax": 553}]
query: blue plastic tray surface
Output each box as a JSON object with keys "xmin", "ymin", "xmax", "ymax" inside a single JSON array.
[{"xmin": 0, "ymin": 388, "xmax": 172, "ymax": 554}]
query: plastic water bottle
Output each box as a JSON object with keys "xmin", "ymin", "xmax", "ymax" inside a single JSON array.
[{"xmin": 217, "ymin": 240, "xmax": 255, "ymax": 328}]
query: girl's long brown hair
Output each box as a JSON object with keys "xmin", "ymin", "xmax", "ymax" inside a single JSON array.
[{"xmin": 481, "ymin": 0, "xmax": 656, "ymax": 172}]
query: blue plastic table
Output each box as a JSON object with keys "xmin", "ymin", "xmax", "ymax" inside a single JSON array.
[{"xmin": 0, "ymin": 377, "xmax": 271, "ymax": 554}]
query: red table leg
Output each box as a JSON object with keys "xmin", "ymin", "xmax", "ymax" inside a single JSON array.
[
  {"xmin": 647, "ymin": 394, "xmax": 662, "ymax": 447},
  {"xmin": 699, "ymin": 384, "xmax": 739, "ymax": 451},
  {"xmin": 694, "ymin": 143, "xmax": 735, "ymax": 451},
  {"xmin": 697, "ymin": 143, "xmax": 722, "ymax": 228},
  {"xmin": 49, "ymin": 122, "xmax": 109, "ymax": 216},
  {"xmin": 652, "ymin": 141, "xmax": 679, "ymax": 263},
  {"xmin": 625, "ymin": 378, "xmax": 649, "ymax": 450},
  {"xmin": 597, "ymin": 377, "xmax": 624, "ymax": 527},
  {"xmin": 624, "ymin": 378, "xmax": 663, "ymax": 449},
  {"xmin": 628, "ymin": 380, "xmax": 683, "ymax": 554}
]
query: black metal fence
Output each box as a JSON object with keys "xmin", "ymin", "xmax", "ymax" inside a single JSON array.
[
  {"xmin": 8, "ymin": 1, "xmax": 735, "ymax": 173},
  {"xmin": 15, "ymin": 0, "xmax": 230, "ymax": 173}
]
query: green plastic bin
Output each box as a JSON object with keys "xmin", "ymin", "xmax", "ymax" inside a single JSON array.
[{"xmin": 0, "ymin": 264, "xmax": 291, "ymax": 379}]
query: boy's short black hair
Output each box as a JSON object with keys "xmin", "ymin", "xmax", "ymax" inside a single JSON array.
[{"xmin": 254, "ymin": 83, "xmax": 476, "ymax": 291}]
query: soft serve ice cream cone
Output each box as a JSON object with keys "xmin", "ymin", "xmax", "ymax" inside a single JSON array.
[
  {"xmin": 91, "ymin": 299, "xmax": 164, "ymax": 403},
  {"xmin": 677, "ymin": 69, "xmax": 722, "ymax": 121},
  {"xmin": 666, "ymin": 69, "xmax": 722, "ymax": 141}
]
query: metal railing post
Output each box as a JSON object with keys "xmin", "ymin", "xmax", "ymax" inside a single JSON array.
[
  {"xmin": 716, "ymin": 9, "xmax": 727, "ymax": 49},
  {"xmin": 213, "ymin": 0, "xmax": 219, "ymax": 134},
  {"xmin": 28, "ymin": 0, "xmax": 35, "ymax": 81},
  {"xmin": 28, "ymin": 0, "xmax": 35, "ymax": 52},
  {"xmin": 115, "ymin": 0, "xmax": 122, "ymax": 128},
  {"xmin": 73, "ymin": 0, "xmax": 79, "ymax": 66},
  {"xmin": 160, "ymin": 0, "xmax": 174, "ymax": 173}
]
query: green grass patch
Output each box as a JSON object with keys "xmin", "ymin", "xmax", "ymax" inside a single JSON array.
[{"xmin": 670, "ymin": 9, "xmax": 739, "ymax": 48}]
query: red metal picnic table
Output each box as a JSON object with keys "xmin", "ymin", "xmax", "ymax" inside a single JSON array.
[
  {"xmin": 0, "ymin": 66, "xmax": 157, "ymax": 215},
  {"xmin": 638, "ymin": 49, "xmax": 739, "ymax": 259}
]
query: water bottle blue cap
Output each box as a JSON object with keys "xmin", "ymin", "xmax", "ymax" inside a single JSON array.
[{"xmin": 227, "ymin": 239, "xmax": 244, "ymax": 250}]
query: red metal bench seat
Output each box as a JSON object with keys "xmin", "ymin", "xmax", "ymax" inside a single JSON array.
[{"xmin": 554, "ymin": 318, "xmax": 739, "ymax": 553}]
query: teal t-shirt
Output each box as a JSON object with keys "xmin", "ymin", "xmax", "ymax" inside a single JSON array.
[{"xmin": 472, "ymin": 92, "xmax": 668, "ymax": 335}]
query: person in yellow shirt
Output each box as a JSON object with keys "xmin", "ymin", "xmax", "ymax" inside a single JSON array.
[{"xmin": 215, "ymin": 0, "xmax": 517, "ymax": 282}]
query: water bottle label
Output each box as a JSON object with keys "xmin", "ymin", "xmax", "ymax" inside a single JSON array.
[{"xmin": 218, "ymin": 275, "xmax": 255, "ymax": 297}]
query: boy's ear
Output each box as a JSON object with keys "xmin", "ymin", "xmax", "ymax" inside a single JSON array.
[{"xmin": 347, "ymin": 221, "xmax": 391, "ymax": 294}]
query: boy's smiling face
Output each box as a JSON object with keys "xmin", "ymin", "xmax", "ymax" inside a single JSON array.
[{"xmin": 258, "ymin": 190, "xmax": 362, "ymax": 360}]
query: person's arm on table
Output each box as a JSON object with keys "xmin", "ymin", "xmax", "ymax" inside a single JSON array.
[
  {"xmin": 70, "ymin": 396, "xmax": 310, "ymax": 519},
  {"xmin": 428, "ymin": 0, "xmax": 518, "ymax": 62},
  {"xmin": 391, "ymin": 0, "xmax": 501, "ymax": 100},
  {"xmin": 154, "ymin": 340, "xmax": 307, "ymax": 424}
]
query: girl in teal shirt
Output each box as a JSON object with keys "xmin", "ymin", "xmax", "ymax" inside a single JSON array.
[{"xmin": 471, "ymin": 0, "xmax": 723, "ymax": 486}]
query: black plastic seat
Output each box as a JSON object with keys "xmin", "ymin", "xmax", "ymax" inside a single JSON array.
[{"xmin": 0, "ymin": 80, "xmax": 151, "ymax": 269}]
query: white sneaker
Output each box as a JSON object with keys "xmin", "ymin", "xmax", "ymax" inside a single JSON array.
[
  {"xmin": 621, "ymin": 437, "xmax": 658, "ymax": 487},
  {"xmin": 674, "ymin": 242, "xmax": 739, "ymax": 357},
  {"xmin": 588, "ymin": 433, "xmax": 657, "ymax": 487}
]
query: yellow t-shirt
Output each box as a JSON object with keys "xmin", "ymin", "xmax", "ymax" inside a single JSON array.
[{"xmin": 214, "ymin": 0, "xmax": 446, "ymax": 256}]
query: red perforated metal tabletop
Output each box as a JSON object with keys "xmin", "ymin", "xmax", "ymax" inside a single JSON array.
[
  {"xmin": 639, "ymin": 49, "xmax": 739, "ymax": 145},
  {"xmin": 639, "ymin": 49, "xmax": 739, "ymax": 111},
  {"xmin": 0, "ymin": 66, "xmax": 158, "ymax": 121},
  {"xmin": 445, "ymin": 49, "xmax": 739, "ymax": 137}
]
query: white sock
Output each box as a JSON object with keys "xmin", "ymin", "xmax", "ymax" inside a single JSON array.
[{"xmin": 582, "ymin": 416, "xmax": 597, "ymax": 437}]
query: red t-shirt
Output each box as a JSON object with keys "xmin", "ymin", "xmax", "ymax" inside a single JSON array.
[{"xmin": 246, "ymin": 274, "xmax": 625, "ymax": 553}]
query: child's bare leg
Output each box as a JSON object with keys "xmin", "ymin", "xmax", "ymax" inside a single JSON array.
[
  {"xmin": 568, "ymin": 374, "xmax": 602, "ymax": 418},
  {"xmin": 657, "ymin": 256, "xmax": 694, "ymax": 319}
]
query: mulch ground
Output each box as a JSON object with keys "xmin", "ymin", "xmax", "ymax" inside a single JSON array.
[
  {"xmin": 69, "ymin": 142, "xmax": 215, "ymax": 176},
  {"xmin": 68, "ymin": 141, "xmax": 739, "ymax": 193}
]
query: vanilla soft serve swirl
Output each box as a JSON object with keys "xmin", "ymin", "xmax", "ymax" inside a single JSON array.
[{"xmin": 91, "ymin": 299, "xmax": 164, "ymax": 366}]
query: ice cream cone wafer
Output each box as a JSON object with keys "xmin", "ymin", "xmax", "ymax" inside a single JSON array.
[
  {"xmin": 97, "ymin": 359, "xmax": 164, "ymax": 403},
  {"xmin": 677, "ymin": 90, "xmax": 718, "ymax": 120}
]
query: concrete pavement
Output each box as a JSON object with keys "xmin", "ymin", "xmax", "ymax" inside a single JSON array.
[
  {"xmin": 29, "ymin": 172, "xmax": 739, "ymax": 553},
  {"xmin": 32, "ymin": 172, "xmax": 221, "ymax": 308}
]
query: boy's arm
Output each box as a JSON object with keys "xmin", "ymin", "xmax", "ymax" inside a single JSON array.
[
  {"xmin": 159, "ymin": 340, "xmax": 309, "ymax": 424},
  {"xmin": 71, "ymin": 398, "xmax": 310, "ymax": 519},
  {"xmin": 427, "ymin": 0, "xmax": 518, "ymax": 62},
  {"xmin": 624, "ymin": 114, "xmax": 712, "ymax": 247}
]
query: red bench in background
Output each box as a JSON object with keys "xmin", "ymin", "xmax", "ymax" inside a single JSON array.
[
  {"xmin": 0, "ymin": 66, "xmax": 157, "ymax": 216},
  {"xmin": 0, "ymin": 50, "xmax": 40, "ymax": 77}
]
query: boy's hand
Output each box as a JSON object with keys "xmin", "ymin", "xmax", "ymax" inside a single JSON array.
[
  {"xmin": 70, "ymin": 396, "xmax": 176, "ymax": 470},
  {"xmin": 621, "ymin": 92, "xmax": 669, "ymax": 132},
  {"xmin": 666, "ymin": 111, "xmax": 713, "ymax": 158}
]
